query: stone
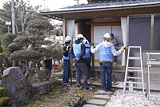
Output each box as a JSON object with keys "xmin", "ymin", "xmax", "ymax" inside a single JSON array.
[
  {"xmin": 1, "ymin": 67, "xmax": 32, "ymax": 104},
  {"xmin": 86, "ymin": 99, "xmax": 107, "ymax": 105},
  {"xmin": 94, "ymin": 90, "xmax": 114, "ymax": 95},
  {"xmin": 32, "ymin": 81, "xmax": 50, "ymax": 95},
  {"xmin": 93, "ymin": 95, "xmax": 110, "ymax": 100},
  {"xmin": 83, "ymin": 104, "xmax": 103, "ymax": 107}
]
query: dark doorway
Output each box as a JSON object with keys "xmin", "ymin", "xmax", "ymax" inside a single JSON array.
[{"xmin": 77, "ymin": 19, "xmax": 91, "ymax": 42}]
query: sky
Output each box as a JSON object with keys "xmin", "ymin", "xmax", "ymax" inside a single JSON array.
[
  {"xmin": 0, "ymin": 0, "xmax": 88, "ymax": 24},
  {"xmin": 0, "ymin": 0, "xmax": 88, "ymax": 10}
]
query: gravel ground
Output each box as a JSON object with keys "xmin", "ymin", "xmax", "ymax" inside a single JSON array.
[{"xmin": 105, "ymin": 90, "xmax": 160, "ymax": 107}]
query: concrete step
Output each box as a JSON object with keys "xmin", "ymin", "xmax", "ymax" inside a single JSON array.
[
  {"xmin": 86, "ymin": 99, "xmax": 107, "ymax": 106},
  {"xmin": 83, "ymin": 104, "xmax": 103, "ymax": 107},
  {"xmin": 0, "ymin": 97, "xmax": 10, "ymax": 106},
  {"xmin": 94, "ymin": 90, "xmax": 114, "ymax": 95},
  {"xmin": 93, "ymin": 95, "xmax": 110, "ymax": 100}
]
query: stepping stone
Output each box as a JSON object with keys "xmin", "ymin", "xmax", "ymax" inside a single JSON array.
[
  {"xmin": 93, "ymin": 95, "xmax": 110, "ymax": 100},
  {"xmin": 94, "ymin": 90, "xmax": 114, "ymax": 95},
  {"xmin": 86, "ymin": 99, "xmax": 107, "ymax": 106},
  {"xmin": 83, "ymin": 104, "xmax": 103, "ymax": 107}
]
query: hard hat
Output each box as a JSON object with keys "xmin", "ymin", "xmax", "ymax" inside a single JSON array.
[
  {"xmin": 103, "ymin": 33, "xmax": 111, "ymax": 40},
  {"xmin": 76, "ymin": 34, "xmax": 84, "ymax": 40},
  {"xmin": 83, "ymin": 37, "xmax": 89, "ymax": 44},
  {"xmin": 65, "ymin": 36, "xmax": 72, "ymax": 42}
]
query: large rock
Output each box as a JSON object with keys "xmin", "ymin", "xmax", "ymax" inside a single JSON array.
[
  {"xmin": 1, "ymin": 67, "xmax": 31, "ymax": 104},
  {"xmin": 32, "ymin": 81, "xmax": 50, "ymax": 95}
]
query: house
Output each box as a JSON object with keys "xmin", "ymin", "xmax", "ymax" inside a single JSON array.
[{"xmin": 40, "ymin": 0, "xmax": 160, "ymax": 67}]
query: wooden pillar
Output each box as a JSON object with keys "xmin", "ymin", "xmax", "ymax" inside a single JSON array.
[
  {"xmin": 126, "ymin": 16, "xmax": 130, "ymax": 47},
  {"xmin": 150, "ymin": 14, "xmax": 154, "ymax": 50},
  {"xmin": 63, "ymin": 18, "xmax": 66, "ymax": 43},
  {"xmin": 91, "ymin": 19, "xmax": 94, "ymax": 43}
]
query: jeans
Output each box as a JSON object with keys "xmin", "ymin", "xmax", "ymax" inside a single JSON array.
[
  {"xmin": 100, "ymin": 61, "xmax": 112, "ymax": 91},
  {"xmin": 75, "ymin": 63, "xmax": 89, "ymax": 89},
  {"xmin": 63, "ymin": 60, "xmax": 70, "ymax": 83},
  {"xmin": 86, "ymin": 58, "xmax": 94, "ymax": 79}
]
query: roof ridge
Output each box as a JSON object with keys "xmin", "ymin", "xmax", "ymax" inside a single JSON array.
[{"xmin": 64, "ymin": 0, "xmax": 159, "ymax": 9}]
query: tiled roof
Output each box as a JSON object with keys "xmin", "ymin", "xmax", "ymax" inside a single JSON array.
[{"xmin": 66, "ymin": 0, "xmax": 159, "ymax": 9}]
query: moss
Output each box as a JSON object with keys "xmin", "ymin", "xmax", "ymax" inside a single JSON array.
[
  {"xmin": 0, "ymin": 97, "xmax": 10, "ymax": 106},
  {"xmin": 0, "ymin": 75, "xmax": 2, "ymax": 80},
  {"xmin": 19, "ymin": 100, "xmax": 32, "ymax": 105},
  {"xmin": 0, "ymin": 87, "xmax": 5, "ymax": 96}
]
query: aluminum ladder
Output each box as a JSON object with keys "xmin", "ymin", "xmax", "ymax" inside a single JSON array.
[{"xmin": 123, "ymin": 46, "xmax": 145, "ymax": 95}]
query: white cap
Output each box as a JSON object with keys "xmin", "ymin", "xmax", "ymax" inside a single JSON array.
[
  {"xmin": 65, "ymin": 36, "xmax": 72, "ymax": 42},
  {"xmin": 76, "ymin": 34, "xmax": 84, "ymax": 40},
  {"xmin": 103, "ymin": 33, "xmax": 111, "ymax": 40}
]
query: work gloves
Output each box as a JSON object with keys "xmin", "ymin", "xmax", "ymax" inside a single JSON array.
[
  {"xmin": 91, "ymin": 46, "xmax": 94, "ymax": 48},
  {"xmin": 121, "ymin": 46, "xmax": 126, "ymax": 50}
]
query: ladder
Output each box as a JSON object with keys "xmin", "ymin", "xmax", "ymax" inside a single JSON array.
[{"xmin": 123, "ymin": 46, "xmax": 145, "ymax": 95}]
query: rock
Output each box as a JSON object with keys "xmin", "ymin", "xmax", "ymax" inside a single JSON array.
[
  {"xmin": 1, "ymin": 67, "xmax": 32, "ymax": 104},
  {"xmin": 32, "ymin": 81, "xmax": 50, "ymax": 95}
]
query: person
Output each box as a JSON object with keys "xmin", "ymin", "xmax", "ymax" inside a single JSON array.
[
  {"xmin": 62, "ymin": 36, "xmax": 72, "ymax": 84},
  {"xmin": 71, "ymin": 34, "xmax": 91, "ymax": 91},
  {"xmin": 91, "ymin": 33, "xmax": 125, "ymax": 92},
  {"xmin": 83, "ymin": 38, "xmax": 94, "ymax": 80},
  {"xmin": 110, "ymin": 34, "xmax": 119, "ymax": 64}
]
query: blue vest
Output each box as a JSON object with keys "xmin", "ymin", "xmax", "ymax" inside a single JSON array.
[
  {"xmin": 63, "ymin": 52, "xmax": 69, "ymax": 60},
  {"xmin": 100, "ymin": 44, "xmax": 113, "ymax": 60},
  {"xmin": 63, "ymin": 45, "xmax": 69, "ymax": 60},
  {"xmin": 83, "ymin": 44, "xmax": 91, "ymax": 58},
  {"xmin": 73, "ymin": 43, "xmax": 82, "ymax": 59}
]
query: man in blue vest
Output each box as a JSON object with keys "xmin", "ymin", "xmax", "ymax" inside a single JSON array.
[
  {"xmin": 91, "ymin": 33, "xmax": 125, "ymax": 92},
  {"xmin": 83, "ymin": 38, "xmax": 94, "ymax": 80},
  {"xmin": 71, "ymin": 34, "xmax": 91, "ymax": 91},
  {"xmin": 63, "ymin": 36, "xmax": 72, "ymax": 84}
]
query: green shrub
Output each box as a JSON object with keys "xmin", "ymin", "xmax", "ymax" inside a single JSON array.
[
  {"xmin": 2, "ymin": 33, "xmax": 16, "ymax": 48},
  {"xmin": 7, "ymin": 42, "xmax": 23, "ymax": 53},
  {"xmin": 10, "ymin": 50, "xmax": 43, "ymax": 61}
]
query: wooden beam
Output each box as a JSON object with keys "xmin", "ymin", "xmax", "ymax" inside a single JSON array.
[
  {"xmin": 150, "ymin": 14, "xmax": 154, "ymax": 50},
  {"xmin": 93, "ymin": 22, "xmax": 121, "ymax": 26},
  {"xmin": 63, "ymin": 6, "xmax": 160, "ymax": 19}
]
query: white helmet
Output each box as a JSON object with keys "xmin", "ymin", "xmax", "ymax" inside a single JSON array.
[
  {"xmin": 103, "ymin": 33, "xmax": 111, "ymax": 40},
  {"xmin": 76, "ymin": 34, "xmax": 84, "ymax": 40},
  {"xmin": 83, "ymin": 37, "xmax": 89, "ymax": 44},
  {"xmin": 65, "ymin": 36, "xmax": 72, "ymax": 42}
]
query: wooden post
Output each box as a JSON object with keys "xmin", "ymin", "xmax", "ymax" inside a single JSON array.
[
  {"xmin": 63, "ymin": 18, "xmax": 66, "ymax": 43},
  {"xmin": 91, "ymin": 19, "xmax": 94, "ymax": 43},
  {"xmin": 150, "ymin": 14, "xmax": 154, "ymax": 50},
  {"xmin": 126, "ymin": 16, "xmax": 129, "ymax": 47}
]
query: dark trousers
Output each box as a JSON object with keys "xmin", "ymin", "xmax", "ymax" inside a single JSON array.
[
  {"xmin": 100, "ymin": 62, "xmax": 112, "ymax": 91},
  {"xmin": 75, "ymin": 63, "xmax": 89, "ymax": 89},
  {"xmin": 63, "ymin": 60, "xmax": 70, "ymax": 83},
  {"xmin": 86, "ymin": 58, "xmax": 94, "ymax": 79}
]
